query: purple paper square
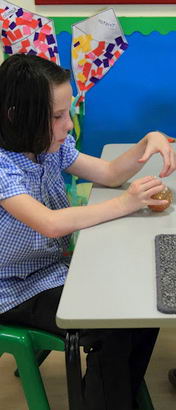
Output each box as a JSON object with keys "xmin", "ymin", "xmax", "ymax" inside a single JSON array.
[
  {"xmin": 120, "ymin": 42, "xmax": 128, "ymax": 51},
  {"xmin": 115, "ymin": 36, "xmax": 123, "ymax": 46},
  {"xmin": 2, "ymin": 30, "xmax": 7, "ymax": 38},
  {"xmin": 104, "ymin": 51, "xmax": 113, "ymax": 59},
  {"xmin": 38, "ymin": 18, "xmax": 42, "ymax": 28},
  {"xmin": 16, "ymin": 8, "xmax": 23, "ymax": 17},
  {"xmin": 46, "ymin": 34, "xmax": 55, "ymax": 45},
  {"xmin": 48, "ymin": 48, "xmax": 54, "ymax": 57},
  {"xmin": 28, "ymin": 49, "xmax": 37, "ymax": 55},
  {"xmin": 103, "ymin": 59, "xmax": 109, "ymax": 68},
  {"xmin": 106, "ymin": 43, "xmax": 115, "ymax": 52},
  {"xmin": 4, "ymin": 46, "xmax": 12, "ymax": 54},
  {"xmin": 54, "ymin": 46, "xmax": 58, "ymax": 53},
  {"xmin": 90, "ymin": 76, "xmax": 99, "ymax": 84},
  {"xmin": 74, "ymin": 41, "xmax": 80, "ymax": 47},
  {"xmin": 93, "ymin": 58, "xmax": 102, "ymax": 67},
  {"xmin": 9, "ymin": 22, "xmax": 16, "ymax": 30},
  {"xmin": 34, "ymin": 32, "xmax": 39, "ymax": 41}
]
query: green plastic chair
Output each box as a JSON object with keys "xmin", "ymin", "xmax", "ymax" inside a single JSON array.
[
  {"xmin": 0, "ymin": 324, "xmax": 65, "ymax": 410},
  {"xmin": 0, "ymin": 324, "xmax": 154, "ymax": 410},
  {"xmin": 136, "ymin": 379, "xmax": 155, "ymax": 410}
]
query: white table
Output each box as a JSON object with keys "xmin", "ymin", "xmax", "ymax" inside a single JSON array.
[
  {"xmin": 57, "ymin": 143, "xmax": 176, "ymax": 330},
  {"xmin": 56, "ymin": 144, "xmax": 176, "ymax": 410}
]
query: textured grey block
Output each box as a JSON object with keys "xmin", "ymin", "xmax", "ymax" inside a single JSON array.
[{"xmin": 155, "ymin": 234, "xmax": 176, "ymax": 313}]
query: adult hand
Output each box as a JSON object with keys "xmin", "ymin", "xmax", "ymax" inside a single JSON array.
[{"xmin": 138, "ymin": 131, "xmax": 176, "ymax": 177}]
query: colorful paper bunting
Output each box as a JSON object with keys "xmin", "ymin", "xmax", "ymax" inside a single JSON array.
[
  {"xmin": 0, "ymin": 0, "xmax": 59, "ymax": 63},
  {"xmin": 0, "ymin": 19, "xmax": 4, "ymax": 63}
]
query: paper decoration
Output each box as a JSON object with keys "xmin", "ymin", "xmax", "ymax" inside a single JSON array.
[
  {"xmin": 0, "ymin": 0, "xmax": 59, "ymax": 63},
  {"xmin": 72, "ymin": 8, "xmax": 128, "ymax": 99},
  {"xmin": 0, "ymin": 20, "xmax": 4, "ymax": 63}
]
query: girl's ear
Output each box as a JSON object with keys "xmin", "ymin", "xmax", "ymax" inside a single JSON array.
[{"xmin": 8, "ymin": 106, "xmax": 15, "ymax": 122}]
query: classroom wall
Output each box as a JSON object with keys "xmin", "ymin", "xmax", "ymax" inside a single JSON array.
[
  {"xmin": 9, "ymin": 0, "xmax": 176, "ymax": 17},
  {"xmin": 8, "ymin": 1, "xmax": 176, "ymax": 161}
]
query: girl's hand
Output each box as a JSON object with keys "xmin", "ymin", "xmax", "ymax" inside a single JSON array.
[
  {"xmin": 138, "ymin": 131, "xmax": 176, "ymax": 177},
  {"xmin": 121, "ymin": 176, "xmax": 168, "ymax": 214}
]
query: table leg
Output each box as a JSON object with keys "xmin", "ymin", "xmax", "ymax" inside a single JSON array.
[{"xmin": 65, "ymin": 330, "xmax": 83, "ymax": 410}]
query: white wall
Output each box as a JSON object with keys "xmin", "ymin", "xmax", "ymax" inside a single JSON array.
[{"xmin": 9, "ymin": 0, "xmax": 176, "ymax": 17}]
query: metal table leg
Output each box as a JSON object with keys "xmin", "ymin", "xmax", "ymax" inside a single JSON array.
[{"xmin": 65, "ymin": 330, "xmax": 83, "ymax": 410}]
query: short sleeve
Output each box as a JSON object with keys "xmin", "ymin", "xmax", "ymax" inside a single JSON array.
[
  {"xmin": 59, "ymin": 134, "xmax": 79, "ymax": 171},
  {"xmin": 0, "ymin": 154, "xmax": 28, "ymax": 201}
]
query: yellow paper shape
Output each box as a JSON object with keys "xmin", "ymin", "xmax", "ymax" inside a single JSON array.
[
  {"xmin": 78, "ymin": 58, "xmax": 87, "ymax": 66},
  {"xmin": 77, "ymin": 72, "xmax": 86, "ymax": 82},
  {"xmin": 72, "ymin": 48, "xmax": 78, "ymax": 60}
]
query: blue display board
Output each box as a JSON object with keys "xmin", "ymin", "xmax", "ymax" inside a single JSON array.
[{"xmin": 57, "ymin": 30, "xmax": 176, "ymax": 158}]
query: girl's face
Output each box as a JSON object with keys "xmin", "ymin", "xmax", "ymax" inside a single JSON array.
[{"xmin": 48, "ymin": 81, "xmax": 73, "ymax": 153}]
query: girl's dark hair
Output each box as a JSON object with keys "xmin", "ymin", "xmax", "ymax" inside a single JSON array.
[{"xmin": 0, "ymin": 54, "xmax": 71, "ymax": 154}]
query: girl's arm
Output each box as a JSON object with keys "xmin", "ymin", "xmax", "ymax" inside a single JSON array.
[
  {"xmin": 0, "ymin": 176, "xmax": 167, "ymax": 238},
  {"xmin": 66, "ymin": 131, "xmax": 176, "ymax": 187}
]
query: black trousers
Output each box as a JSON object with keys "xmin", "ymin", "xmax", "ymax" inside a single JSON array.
[{"xmin": 0, "ymin": 286, "xmax": 159, "ymax": 410}]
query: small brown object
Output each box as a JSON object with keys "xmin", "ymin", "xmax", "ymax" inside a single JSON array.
[{"xmin": 148, "ymin": 187, "xmax": 173, "ymax": 212}]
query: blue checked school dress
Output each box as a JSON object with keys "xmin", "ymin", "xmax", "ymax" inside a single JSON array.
[{"xmin": 0, "ymin": 135, "xmax": 79, "ymax": 313}]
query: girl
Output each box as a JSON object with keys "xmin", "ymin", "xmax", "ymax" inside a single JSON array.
[{"xmin": 0, "ymin": 54, "xmax": 175, "ymax": 410}]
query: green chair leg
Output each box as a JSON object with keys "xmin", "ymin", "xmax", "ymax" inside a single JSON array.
[
  {"xmin": 137, "ymin": 379, "xmax": 155, "ymax": 410},
  {"xmin": 15, "ymin": 340, "xmax": 50, "ymax": 410},
  {"xmin": 0, "ymin": 325, "xmax": 65, "ymax": 410},
  {"xmin": 15, "ymin": 349, "xmax": 51, "ymax": 377}
]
